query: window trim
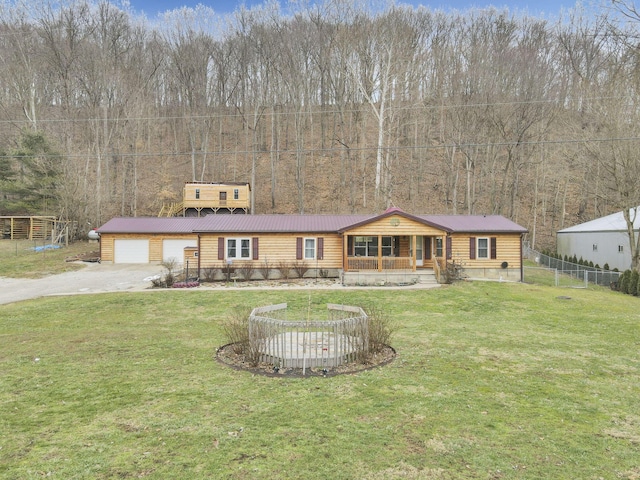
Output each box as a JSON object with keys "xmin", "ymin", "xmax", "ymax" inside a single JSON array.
[
  {"xmin": 233, "ymin": 188, "xmax": 239, "ymax": 200},
  {"xmin": 304, "ymin": 237, "xmax": 316, "ymax": 260},
  {"xmin": 435, "ymin": 237, "xmax": 443, "ymax": 257},
  {"xmin": 353, "ymin": 236, "xmax": 393, "ymax": 257},
  {"xmin": 226, "ymin": 237, "xmax": 251, "ymax": 260},
  {"xmin": 477, "ymin": 237, "xmax": 490, "ymax": 259}
]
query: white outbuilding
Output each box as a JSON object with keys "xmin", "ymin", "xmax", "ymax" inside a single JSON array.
[{"xmin": 556, "ymin": 207, "xmax": 640, "ymax": 271}]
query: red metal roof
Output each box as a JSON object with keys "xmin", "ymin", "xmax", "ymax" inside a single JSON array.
[
  {"xmin": 97, "ymin": 217, "xmax": 205, "ymax": 234},
  {"xmin": 195, "ymin": 214, "xmax": 375, "ymax": 233},
  {"xmin": 97, "ymin": 212, "xmax": 527, "ymax": 235},
  {"xmin": 416, "ymin": 215, "xmax": 528, "ymax": 233}
]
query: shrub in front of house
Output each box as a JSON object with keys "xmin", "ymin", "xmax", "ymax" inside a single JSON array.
[
  {"xmin": 277, "ymin": 261, "xmax": 293, "ymax": 280},
  {"xmin": 257, "ymin": 258, "xmax": 271, "ymax": 280},
  {"xmin": 630, "ymin": 270, "xmax": 639, "ymax": 296},
  {"xmin": 618, "ymin": 270, "xmax": 630, "ymax": 295},
  {"xmin": 235, "ymin": 262, "xmax": 255, "ymax": 281},
  {"xmin": 200, "ymin": 267, "xmax": 220, "ymax": 282},
  {"xmin": 292, "ymin": 261, "xmax": 309, "ymax": 279}
]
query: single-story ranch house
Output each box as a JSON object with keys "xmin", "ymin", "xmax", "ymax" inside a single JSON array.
[{"xmin": 97, "ymin": 208, "xmax": 528, "ymax": 285}]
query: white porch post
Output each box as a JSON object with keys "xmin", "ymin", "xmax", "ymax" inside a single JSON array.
[
  {"xmin": 343, "ymin": 235, "xmax": 349, "ymax": 272},
  {"xmin": 412, "ymin": 235, "xmax": 417, "ymax": 271}
]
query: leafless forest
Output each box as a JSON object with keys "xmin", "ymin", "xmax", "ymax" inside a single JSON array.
[{"xmin": 2, "ymin": 0, "xmax": 640, "ymax": 250}]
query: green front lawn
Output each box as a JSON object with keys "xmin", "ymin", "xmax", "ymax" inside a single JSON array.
[
  {"xmin": 0, "ymin": 240, "xmax": 97, "ymax": 278},
  {"xmin": 1, "ymin": 283, "xmax": 638, "ymax": 479}
]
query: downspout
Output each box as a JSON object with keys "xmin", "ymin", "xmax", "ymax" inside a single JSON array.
[
  {"xmin": 197, "ymin": 234, "xmax": 201, "ymax": 280},
  {"xmin": 520, "ymin": 234, "xmax": 524, "ymax": 283},
  {"xmin": 343, "ymin": 234, "xmax": 348, "ymax": 272}
]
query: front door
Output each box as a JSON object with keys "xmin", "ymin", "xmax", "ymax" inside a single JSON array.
[{"xmin": 410, "ymin": 236, "xmax": 424, "ymax": 267}]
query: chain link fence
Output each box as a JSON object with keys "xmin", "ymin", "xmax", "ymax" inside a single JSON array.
[{"xmin": 524, "ymin": 245, "xmax": 620, "ymax": 288}]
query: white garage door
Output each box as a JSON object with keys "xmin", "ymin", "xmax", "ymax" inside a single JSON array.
[
  {"xmin": 114, "ymin": 239, "xmax": 150, "ymax": 264},
  {"xmin": 162, "ymin": 239, "xmax": 198, "ymax": 264}
]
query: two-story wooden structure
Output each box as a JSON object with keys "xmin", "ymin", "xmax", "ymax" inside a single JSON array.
[
  {"xmin": 159, "ymin": 182, "xmax": 251, "ymax": 217},
  {"xmin": 98, "ymin": 208, "xmax": 528, "ymax": 284}
]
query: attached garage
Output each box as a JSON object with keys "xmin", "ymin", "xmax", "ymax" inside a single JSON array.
[
  {"xmin": 114, "ymin": 239, "xmax": 149, "ymax": 263},
  {"xmin": 162, "ymin": 239, "xmax": 198, "ymax": 264},
  {"xmin": 98, "ymin": 217, "xmax": 204, "ymax": 264}
]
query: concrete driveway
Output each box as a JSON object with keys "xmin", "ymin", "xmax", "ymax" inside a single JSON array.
[{"xmin": 0, "ymin": 263, "xmax": 165, "ymax": 305}]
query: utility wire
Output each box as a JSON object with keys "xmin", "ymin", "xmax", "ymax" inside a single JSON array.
[{"xmin": 0, "ymin": 135, "xmax": 638, "ymax": 160}]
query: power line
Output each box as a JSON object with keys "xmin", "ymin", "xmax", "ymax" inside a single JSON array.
[
  {"xmin": 1, "ymin": 135, "xmax": 639, "ymax": 160},
  {"xmin": 0, "ymin": 95, "xmax": 630, "ymax": 126}
]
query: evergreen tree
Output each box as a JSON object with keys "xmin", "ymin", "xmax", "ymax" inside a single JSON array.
[
  {"xmin": 1, "ymin": 132, "xmax": 61, "ymax": 215},
  {"xmin": 630, "ymin": 270, "xmax": 639, "ymax": 296},
  {"xmin": 620, "ymin": 270, "xmax": 631, "ymax": 294}
]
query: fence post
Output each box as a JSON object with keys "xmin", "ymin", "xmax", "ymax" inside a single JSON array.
[{"xmin": 555, "ymin": 269, "xmax": 559, "ymax": 287}]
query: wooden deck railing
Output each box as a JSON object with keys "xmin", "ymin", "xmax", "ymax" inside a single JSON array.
[
  {"xmin": 158, "ymin": 201, "xmax": 184, "ymax": 217},
  {"xmin": 347, "ymin": 256, "xmax": 412, "ymax": 271},
  {"xmin": 433, "ymin": 256, "xmax": 446, "ymax": 283}
]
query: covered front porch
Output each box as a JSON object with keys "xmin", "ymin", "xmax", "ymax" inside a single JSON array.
[
  {"xmin": 337, "ymin": 208, "xmax": 452, "ymax": 285},
  {"xmin": 342, "ymin": 233, "xmax": 446, "ymax": 284}
]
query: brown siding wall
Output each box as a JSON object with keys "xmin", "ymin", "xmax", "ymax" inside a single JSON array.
[
  {"xmin": 100, "ymin": 233, "xmax": 116, "ymax": 262},
  {"xmin": 345, "ymin": 215, "xmax": 444, "ymax": 237},
  {"xmin": 183, "ymin": 183, "xmax": 250, "ymax": 210},
  {"xmin": 449, "ymin": 233, "xmax": 522, "ymax": 269},
  {"xmin": 199, "ymin": 233, "xmax": 343, "ymax": 269},
  {"xmin": 99, "ymin": 233, "xmax": 198, "ymax": 263}
]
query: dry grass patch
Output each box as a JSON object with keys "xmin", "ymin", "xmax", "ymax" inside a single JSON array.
[{"xmin": 0, "ymin": 239, "xmax": 97, "ymax": 278}]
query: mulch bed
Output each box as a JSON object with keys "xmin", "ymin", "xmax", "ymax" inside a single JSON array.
[{"xmin": 215, "ymin": 343, "xmax": 396, "ymax": 378}]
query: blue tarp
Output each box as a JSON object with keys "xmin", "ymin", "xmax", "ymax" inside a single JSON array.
[{"xmin": 32, "ymin": 244, "xmax": 60, "ymax": 252}]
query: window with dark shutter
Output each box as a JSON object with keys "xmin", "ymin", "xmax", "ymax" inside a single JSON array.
[
  {"xmin": 446, "ymin": 236, "xmax": 452, "ymax": 260},
  {"xmin": 296, "ymin": 237, "xmax": 303, "ymax": 260},
  {"xmin": 252, "ymin": 237, "xmax": 259, "ymax": 260},
  {"xmin": 317, "ymin": 238, "xmax": 324, "ymax": 260},
  {"xmin": 490, "ymin": 237, "xmax": 497, "ymax": 259},
  {"xmin": 217, "ymin": 237, "xmax": 225, "ymax": 260},
  {"xmin": 469, "ymin": 237, "xmax": 476, "ymax": 260}
]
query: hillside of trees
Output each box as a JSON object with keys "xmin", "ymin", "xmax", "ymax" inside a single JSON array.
[{"xmin": 1, "ymin": 0, "xmax": 640, "ymax": 252}]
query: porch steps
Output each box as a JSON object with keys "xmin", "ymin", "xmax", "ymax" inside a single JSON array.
[{"xmin": 342, "ymin": 269, "xmax": 439, "ymax": 287}]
